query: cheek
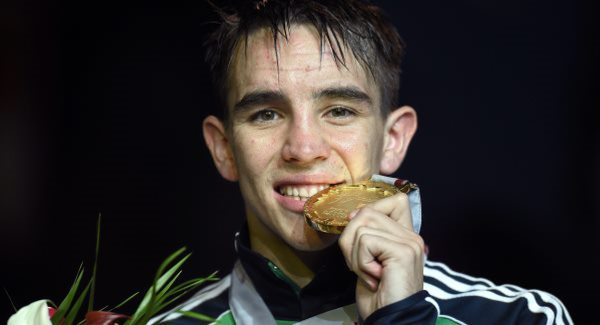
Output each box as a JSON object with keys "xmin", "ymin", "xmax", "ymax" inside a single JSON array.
[
  {"xmin": 234, "ymin": 132, "xmax": 280, "ymax": 174},
  {"xmin": 333, "ymin": 128, "xmax": 378, "ymax": 157},
  {"xmin": 330, "ymin": 127, "xmax": 383, "ymax": 174}
]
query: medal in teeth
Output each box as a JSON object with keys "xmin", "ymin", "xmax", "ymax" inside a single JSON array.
[{"xmin": 303, "ymin": 177, "xmax": 417, "ymax": 234}]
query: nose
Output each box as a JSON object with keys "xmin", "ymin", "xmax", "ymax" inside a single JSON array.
[{"xmin": 281, "ymin": 116, "xmax": 330, "ymax": 165}]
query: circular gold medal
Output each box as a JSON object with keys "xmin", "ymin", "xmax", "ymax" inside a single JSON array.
[{"xmin": 303, "ymin": 181, "xmax": 401, "ymax": 234}]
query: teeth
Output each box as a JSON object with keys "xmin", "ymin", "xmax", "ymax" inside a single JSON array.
[
  {"xmin": 299, "ymin": 187, "xmax": 309, "ymax": 198},
  {"xmin": 307, "ymin": 185, "xmax": 325, "ymax": 197},
  {"xmin": 279, "ymin": 184, "xmax": 332, "ymax": 200}
]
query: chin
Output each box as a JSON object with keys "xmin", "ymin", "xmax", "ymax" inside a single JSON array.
[{"xmin": 286, "ymin": 226, "xmax": 338, "ymax": 252}]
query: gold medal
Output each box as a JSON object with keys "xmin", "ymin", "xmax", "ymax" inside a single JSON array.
[{"xmin": 304, "ymin": 180, "xmax": 416, "ymax": 234}]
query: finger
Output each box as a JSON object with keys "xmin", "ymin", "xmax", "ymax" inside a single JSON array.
[
  {"xmin": 345, "ymin": 227, "xmax": 425, "ymax": 296},
  {"xmin": 351, "ymin": 226, "xmax": 424, "ymax": 279},
  {"xmin": 356, "ymin": 233, "xmax": 424, "ymax": 282},
  {"xmin": 366, "ymin": 192, "xmax": 413, "ymax": 230},
  {"xmin": 351, "ymin": 230, "xmax": 385, "ymax": 291},
  {"xmin": 339, "ymin": 207, "xmax": 388, "ymax": 267},
  {"xmin": 347, "ymin": 206, "xmax": 417, "ymax": 239},
  {"xmin": 357, "ymin": 233, "xmax": 424, "ymax": 268},
  {"xmin": 339, "ymin": 206, "xmax": 423, "ymax": 269}
]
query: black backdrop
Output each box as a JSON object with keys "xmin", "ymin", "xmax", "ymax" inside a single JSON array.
[{"xmin": 1, "ymin": 0, "xmax": 598, "ymax": 322}]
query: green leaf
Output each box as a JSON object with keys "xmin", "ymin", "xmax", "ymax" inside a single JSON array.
[
  {"xmin": 129, "ymin": 248, "xmax": 189, "ymax": 323},
  {"xmin": 136, "ymin": 257, "xmax": 191, "ymax": 324},
  {"xmin": 64, "ymin": 279, "xmax": 92, "ymax": 325},
  {"xmin": 156, "ymin": 274, "xmax": 219, "ymax": 310},
  {"xmin": 110, "ymin": 292, "xmax": 139, "ymax": 311},
  {"xmin": 175, "ymin": 310, "xmax": 215, "ymax": 322},
  {"xmin": 53, "ymin": 264, "xmax": 84, "ymax": 325},
  {"xmin": 151, "ymin": 270, "xmax": 183, "ymax": 311},
  {"xmin": 91, "ymin": 247, "xmax": 215, "ymax": 325},
  {"xmin": 88, "ymin": 213, "xmax": 102, "ymax": 312},
  {"xmin": 157, "ymin": 270, "xmax": 182, "ymax": 298},
  {"xmin": 168, "ymin": 272, "xmax": 219, "ymax": 295},
  {"xmin": 154, "ymin": 250, "xmax": 190, "ymax": 292},
  {"xmin": 4, "ymin": 287, "xmax": 17, "ymax": 312}
]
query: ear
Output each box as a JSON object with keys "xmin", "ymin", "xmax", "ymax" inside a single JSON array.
[
  {"xmin": 379, "ymin": 106, "xmax": 418, "ymax": 174},
  {"xmin": 203, "ymin": 115, "xmax": 239, "ymax": 181}
]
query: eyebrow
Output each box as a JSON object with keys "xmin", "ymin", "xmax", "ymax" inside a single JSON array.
[
  {"xmin": 233, "ymin": 90, "xmax": 287, "ymax": 112},
  {"xmin": 232, "ymin": 86, "xmax": 372, "ymax": 112},
  {"xmin": 313, "ymin": 86, "xmax": 372, "ymax": 105}
]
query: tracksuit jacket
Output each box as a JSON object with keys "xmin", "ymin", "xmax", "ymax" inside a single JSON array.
[{"xmin": 151, "ymin": 227, "xmax": 572, "ymax": 324}]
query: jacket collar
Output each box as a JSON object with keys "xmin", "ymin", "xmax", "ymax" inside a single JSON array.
[{"xmin": 234, "ymin": 224, "xmax": 356, "ymax": 321}]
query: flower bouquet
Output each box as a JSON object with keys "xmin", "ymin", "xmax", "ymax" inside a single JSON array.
[{"xmin": 7, "ymin": 217, "xmax": 218, "ymax": 324}]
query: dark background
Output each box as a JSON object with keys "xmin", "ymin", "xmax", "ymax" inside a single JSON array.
[{"xmin": 1, "ymin": 0, "xmax": 597, "ymax": 322}]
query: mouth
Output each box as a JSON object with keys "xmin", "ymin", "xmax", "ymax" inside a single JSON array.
[
  {"xmin": 274, "ymin": 181, "xmax": 344, "ymax": 212},
  {"xmin": 277, "ymin": 184, "xmax": 331, "ymax": 202}
]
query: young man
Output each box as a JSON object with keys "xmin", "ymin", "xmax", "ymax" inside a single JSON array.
[{"xmin": 154, "ymin": 1, "xmax": 572, "ymax": 324}]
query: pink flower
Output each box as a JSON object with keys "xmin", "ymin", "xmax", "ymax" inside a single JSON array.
[
  {"xmin": 85, "ymin": 310, "xmax": 130, "ymax": 325},
  {"xmin": 48, "ymin": 306, "xmax": 57, "ymax": 318}
]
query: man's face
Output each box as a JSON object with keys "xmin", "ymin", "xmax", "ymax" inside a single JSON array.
[{"xmin": 223, "ymin": 25, "xmax": 389, "ymax": 251}]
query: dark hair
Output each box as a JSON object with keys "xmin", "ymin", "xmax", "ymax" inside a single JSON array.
[{"xmin": 204, "ymin": 0, "xmax": 405, "ymax": 120}]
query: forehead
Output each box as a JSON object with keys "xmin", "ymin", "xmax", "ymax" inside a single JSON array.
[{"xmin": 225, "ymin": 24, "xmax": 379, "ymax": 109}]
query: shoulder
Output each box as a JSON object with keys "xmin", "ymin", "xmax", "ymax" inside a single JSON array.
[
  {"xmin": 149, "ymin": 274, "xmax": 232, "ymax": 325},
  {"xmin": 423, "ymin": 260, "xmax": 573, "ymax": 325}
]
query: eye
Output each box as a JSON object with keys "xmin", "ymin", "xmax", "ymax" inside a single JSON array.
[
  {"xmin": 326, "ymin": 106, "xmax": 356, "ymax": 119},
  {"xmin": 250, "ymin": 109, "xmax": 281, "ymax": 123}
]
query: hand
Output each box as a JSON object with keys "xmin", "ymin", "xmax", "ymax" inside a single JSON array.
[{"xmin": 338, "ymin": 192, "xmax": 425, "ymax": 319}]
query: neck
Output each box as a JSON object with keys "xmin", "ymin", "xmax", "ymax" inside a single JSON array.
[{"xmin": 246, "ymin": 212, "xmax": 333, "ymax": 288}]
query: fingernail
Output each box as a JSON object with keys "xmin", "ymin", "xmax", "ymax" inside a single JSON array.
[
  {"xmin": 348, "ymin": 210, "xmax": 358, "ymax": 220},
  {"xmin": 364, "ymin": 278, "xmax": 378, "ymax": 291}
]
